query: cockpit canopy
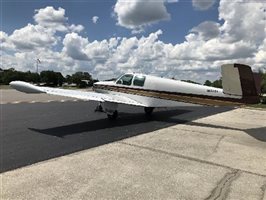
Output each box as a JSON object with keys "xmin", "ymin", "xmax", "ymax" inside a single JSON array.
[{"xmin": 116, "ymin": 74, "xmax": 146, "ymax": 87}]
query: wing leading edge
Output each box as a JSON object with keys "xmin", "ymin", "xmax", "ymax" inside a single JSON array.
[{"xmin": 9, "ymin": 81, "xmax": 146, "ymax": 107}]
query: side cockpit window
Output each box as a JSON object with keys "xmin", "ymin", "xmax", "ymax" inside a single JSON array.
[
  {"xmin": 116, "ymin": 74, "xmax": 134, "ymax": 86},
  {"xmin": 133, "ymin": 75, "xmax": 146, "ymax": 87}
]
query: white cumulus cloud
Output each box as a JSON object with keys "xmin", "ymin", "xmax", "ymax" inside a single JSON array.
[
  {"xmin": 166, "ymin": 0, "xmax": 179, "ymax": 3},
  {"xmin": 92, "ymin": 16, "xmax": 99, "ymax": 24},
  {"xmin": 190, "ymin": 21, "xmax": 220, "ymax": 41},
  {"xmin": 192, "ymin": 0, "xmax": 216, "ymax": 10},
  {"xmin": 114, "ymin": 0, "xmax": 170, "ymax": 33},
  {"xmin": 34, "ymin": 6, "xmax": 84, "ymax": 33},
  {"xmin": 34, "ymin": 6, "xmax": 68, "ymax": 31},
  {"xmin": 219, "ymin": 0, "xmax": 265, "ymax": 43},
  {"xmin": 63, "ymin": 33, "xmax": 89, "ymax": 61},
  {"xmin": 69, "ymin": 24, "xmax": 84, "ymax": 33},
  {"xmin": 9, "ymin": 24, "xmax": 57, "ymax": 50},
  {"xmin": 0, "ymin": 31, "xmax": 15, "ymax": 52},
  {"xmin": 1, "ymin": 1, "xmax": 266, "ymax": 82}
]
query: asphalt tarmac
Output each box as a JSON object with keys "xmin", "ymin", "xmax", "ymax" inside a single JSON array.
[
  {"xmin": 1, "ymin": 90, "xmax": 266, "ymax": 199},
  {"xmin": 1, "ymin": 101, "xmax": 231, "ymax": 173}
]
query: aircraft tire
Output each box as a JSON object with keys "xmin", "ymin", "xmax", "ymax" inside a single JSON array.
[
  {"xmin": 144, "ymin": 107, "xmax": 154, "ymax": 115},
  {"xmin": 95, "ymin": 104, "xmax": 103, "ymax": 112},
  {"xmin": 107, "ymin": 110, "xmax": 118, "ymax": 120}
]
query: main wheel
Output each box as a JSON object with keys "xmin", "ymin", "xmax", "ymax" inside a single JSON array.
[
  {"xmin": 107, "ymin": 110, "xmax": 118, "ymax": 120},
  {"xmin": 144, "ymin": 107, "xmax": 154, "ymax": 115},
  {"xmin": 95, "ymin": 104, "xmax": 103, "ymax": 112}
]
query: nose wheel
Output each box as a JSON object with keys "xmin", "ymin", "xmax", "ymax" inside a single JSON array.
[{"xmin": 107, "ymin": 110, "xmax": 118, "ymax": 120}]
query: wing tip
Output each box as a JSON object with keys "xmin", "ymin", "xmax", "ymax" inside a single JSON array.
[{"xmin": 10, "ymin": 81, "xmax": 44, "ymax": 94}]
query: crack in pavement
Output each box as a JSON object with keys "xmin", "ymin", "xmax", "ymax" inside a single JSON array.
[
  {"xmin": 213, "ymin": 136, "xmax": 225, "ymax": 153},
  {"xmin": 118, "ymin": 141, "xmax": 266, "ymax": 178},
  {"xmin": 205, "ymin": 170, "xmax": 240, "ymax": 200},
  {"xmin": 260, "ymin": 181, "xmax": 266, "ymax": 200},
  {"xmin": 171, "ymin": 127, "xmax": 224, "ymax": 137},
  {"xmin": 170, "ymin": 127, "xmax": 228, "ymax": 157},
  {"xmin": 207, "ymin": 135, "xmax": 226, "ymax": 158}
]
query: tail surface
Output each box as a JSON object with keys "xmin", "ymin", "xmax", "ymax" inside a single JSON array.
[{"xmin": 221, "ymin": 64, "xmax": 260, "ymax": 104}]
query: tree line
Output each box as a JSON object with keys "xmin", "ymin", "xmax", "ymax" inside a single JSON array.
[
  {"xmin": 204, "ymin": 78, "xmax": 223, "ymax": 89},
  {"xmin": 1, "ymin": 68, "xmax": 266, "ymax": 93},
  {"xmin": 203, "ymin": 72, "xmax": 266, "ymax": 94},
  {"xmin": 257, "ymin": 72, "xmax": 266, "ymax": 94},
  {"xmin": 0, "ymin": 68, "xmax": 97, "ymax": 88}
]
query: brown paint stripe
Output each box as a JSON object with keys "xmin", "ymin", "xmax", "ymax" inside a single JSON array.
[{"xmin": 93, "ymin": 85, "xmax": 252, "ymax": 106}]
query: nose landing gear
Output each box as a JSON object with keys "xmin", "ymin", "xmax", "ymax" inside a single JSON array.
[{"xmin": 95, "ymin": 102, "xmax": 118, "ymax": 120}]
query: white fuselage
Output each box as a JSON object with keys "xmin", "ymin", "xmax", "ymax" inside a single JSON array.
[{"xmin": 93, "ymin": 73, "xmax": 242, "ymax": 107}]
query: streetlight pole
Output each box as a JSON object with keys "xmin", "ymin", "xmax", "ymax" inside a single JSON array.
[
  {"xmin": 36, "ymin": 59, "xmax": 38, "ymax": 74},
  {"xmin": 36, "ymin": 59, "xmax": 41, "ymax": 74}
]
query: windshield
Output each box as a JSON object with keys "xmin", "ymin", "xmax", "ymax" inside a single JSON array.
[{"xmin": 116, "ymin": 74, "xmax": 134, "ymax": 86}]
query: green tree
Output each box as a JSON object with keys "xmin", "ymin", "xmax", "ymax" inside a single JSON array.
[
  {"xmin": 40, "ymin": 71, "xmax": 65, "ymax": 86},
  {"xmin": 204, "ymin": 80, "xmax": 212, "ymax": 86},
  {"xmin": 1, "ymin": 68, "xmax": 25, "ymax": 84},
  {"xmin": 260, "ymin": 72, "xmax": 266, "ymax": 94},
  {"xmin": 0, "ymin": 68, "xmax": 41, "ymax": 85},
  {"xmin": 65, "ymin": 75, "xmax": 72, "ymax": 84},
  {"xmin": 71, "ymin": 72, "xmax": 93, "ymax": 88},
  {"xmin": 0, "ymin": 68, "xmax": 3, "ymax": 84},
  {"xmin": 24, "ymin": 71, "xmax": 40, "ymax": 83},
  {"xmin": 212, "ymin": 78, "xmax": 223, "ymax": 88},
  {"xmin": 181, "ymin": 80, "xmax": 200, "ymax": 85},
  {"xmin": 56, "ymin": 72, "xmax": 65, "ymax": 86}
]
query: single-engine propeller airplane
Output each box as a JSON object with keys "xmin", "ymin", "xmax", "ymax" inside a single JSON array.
[{"xmin": 10, "ymin": 63, "xmax": 260, "ymax": 119}]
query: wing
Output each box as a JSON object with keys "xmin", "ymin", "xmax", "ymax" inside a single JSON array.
[{"xmin": 9, "ymin": 81, "xmax": 146, "ymax": 107}]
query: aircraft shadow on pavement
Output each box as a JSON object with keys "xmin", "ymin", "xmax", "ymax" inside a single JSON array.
[
  {"xmin": 29, "ymin": 109, "xmax": 191, "ymax": 138},
  {"xmin": 4, "ymin": 106, "xmax": 264, "ymax": 174},
  {"xmin": 29, "ymin": 106, "xmax": 266, "ymax": 142},
  {"xmin": 185, "ymin": 122, "xmax": 266, "ymax": 142},
  {"xmin": 29, "ymin": 106, "xmax": 232, "ymax": 138},
  {"xmin": 243, "ymin": 127, "xmax": 266, "ymax": 142}
]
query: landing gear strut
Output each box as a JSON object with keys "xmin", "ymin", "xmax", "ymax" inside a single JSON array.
[
  {"xmin": 107, "ymin": 110, "xmax": 118, "ymax": 120},
  {"xmin": 144, "ymin": 107, "xmax": 154, "ymax": 115},
  {"xmin": 95, "ymin": 104, "xmax": 103, "ymax": 112}
]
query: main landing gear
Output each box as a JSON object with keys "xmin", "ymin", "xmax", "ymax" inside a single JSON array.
[
  {"xmin": 144, "ymin": 107, "xmax": 154, "ymax": 116},
  {"xmin": 107, "ymin": 110, "xmax": 118, "ymax": 120},
  {"xmin": 94, "ymin": 104, "xmax": 103, "ymax": 112},
  {"xmin": 95, "ymin": 103, "xmax": 154, "ymax": 120}
]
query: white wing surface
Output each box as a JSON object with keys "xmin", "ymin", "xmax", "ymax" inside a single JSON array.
[{"xmin": 9, "ymin": 81, "xmax": 145, "ymax": 107}]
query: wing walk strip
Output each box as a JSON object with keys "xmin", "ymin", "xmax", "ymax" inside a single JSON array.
[{"xmin": 94, "ymin": 85, "xmax": 245, "ymax": 106}]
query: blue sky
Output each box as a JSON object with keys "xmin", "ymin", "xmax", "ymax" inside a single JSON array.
[
  {"xmin": 2, "ymin": 0, "xmax": 219, "ymax": 43},
  {"xmin": 1, "ymin": 0, "xmax": 265, "ymax": 82}
]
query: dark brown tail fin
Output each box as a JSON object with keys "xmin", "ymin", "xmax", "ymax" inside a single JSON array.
[{"xmin": 221, "ymin": 64, "xmax": 260, "ymax": 104}]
